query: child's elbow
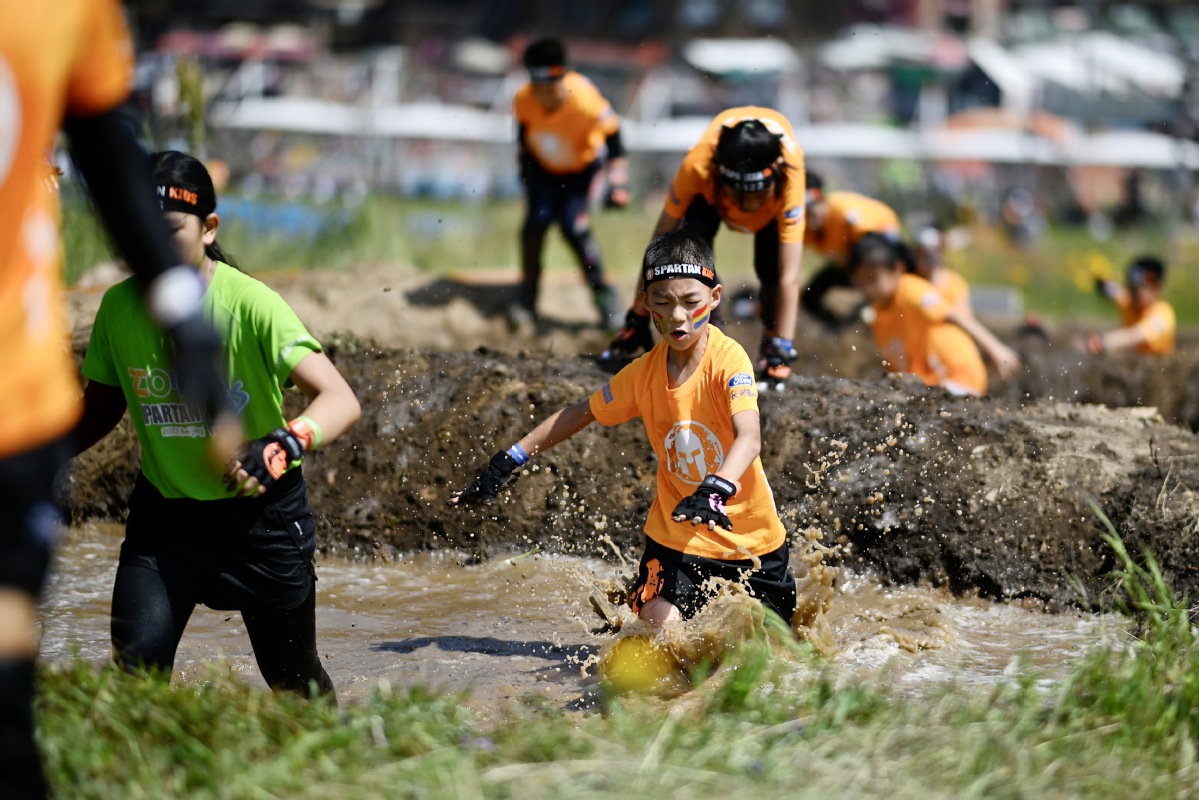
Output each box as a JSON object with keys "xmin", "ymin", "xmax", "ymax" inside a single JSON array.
[{"xmin": 344, "ymin": 389, "xmax": 363, "ymax": 428}]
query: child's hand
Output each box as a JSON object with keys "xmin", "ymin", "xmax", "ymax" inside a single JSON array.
[
  {"xmin": 672, "ymin": 475, "xmax": 736, "ymax": 531},
  {"xmin": 447, "ymin": 451, "xmax": 521, "ymax": 506},
  {"xmin": 224, "ymin": 428, "xmax": 305, "ymax": 497},
  {"xmin": 989, "ymin": 342, "xmax": 1022, "ymax": 381}
]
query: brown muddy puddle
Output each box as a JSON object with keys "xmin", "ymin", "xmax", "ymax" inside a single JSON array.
[{"xmin": 40, "ymin": 523, "xmax": 1117, "ymax": 712}]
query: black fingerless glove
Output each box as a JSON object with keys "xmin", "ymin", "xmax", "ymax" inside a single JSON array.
[
  {"xmin": 451, "ymin": 451, "xmax": 521, "ymax": 506},
  {"xmin": 672, "ymin": 474, "xmax": 737, "ymax": 530},
  {"xmin": 238, "ymin": 428, "xmax": 304, "ymax": 489}
]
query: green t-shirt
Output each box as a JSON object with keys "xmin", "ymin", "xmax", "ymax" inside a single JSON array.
[{"xmin": 82, "ymin": 262, "xmax": 321, "ymax": 499}]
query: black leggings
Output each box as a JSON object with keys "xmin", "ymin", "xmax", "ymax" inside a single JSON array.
[
  {"xmin": 800, "ymin": 260, "xmax": 854, "ymax": 328},
  {"xmin": 679, "ymin": 198, "xmax": 776, "ymax": 329},
  {"xmin": 113, "ymin": 471, "xmax": 333, "ymax": 699},
  {"xmin": 520, "ymin": 160, "xmax": 606, "ymax": 309},
  {"xmin": 111, "ymin": 559, "xmax": 333, "ymax": 697}
]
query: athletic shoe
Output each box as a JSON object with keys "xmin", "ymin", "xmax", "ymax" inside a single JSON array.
[
  {"xmin": 593, "ymin": 286, "xmax": 623, "ymax": 331},
  {"xmin": 599, "ymin": 309, "xmax": 654, "ymax": 361}
]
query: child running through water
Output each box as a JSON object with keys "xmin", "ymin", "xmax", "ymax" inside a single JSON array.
[
  {"xmin": 73, "ymin": 151, "xmax": 361, "ymax": 700},
  {"xmin": 1085, "ymin": 255, "xmax": 1176, "ymax": 356},
  {"xmin": 450, "ymin": 230, "xmax": 797, "ymax": 626},
  {"xmin": 848, "ymin": 233, "xmax": 1020, "ymax": 397}
]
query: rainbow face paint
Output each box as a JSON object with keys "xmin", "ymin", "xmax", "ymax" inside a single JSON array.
[{"xmin": 690, "ymin": 303, "xmax": 710, "ymax": 330}]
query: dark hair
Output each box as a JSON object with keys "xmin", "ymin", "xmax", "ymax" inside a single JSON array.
[
  {"xmin": 847, "ymin": 232, "xmax": 901, "ymax": 276},
  {"xmin": 804, "ymin": 169, "xmax": 824, "ymax": 192},
  {"xmin": 1127, "ymin": 254, "xmax": 1165, "ymax": 285},
  {"xmin": 149, "ymin": 150, "xmax": 237, "ymax": 268},
  {"xmin": 714, "ymin": 119, "xmax": 786, "ymax": 197},
  {"xmin": 643, "ymin": 229, "xmax": 715, "ymax": 273},
  {"xmin": 523, "ymin": 38, "xmax": 566, "ymax": 70}
]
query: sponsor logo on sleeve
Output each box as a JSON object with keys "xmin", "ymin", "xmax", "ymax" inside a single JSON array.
[
  {"xmin": 783, "ymin": 206, "xmax": 804, "ymax": 225},
  {"xmin": 728, "ymin": 372, "xmax": 754, "ymax": 388},
  {"xmin": 602, "ymin": 382, "xmax": 614, "ymax": 404}
]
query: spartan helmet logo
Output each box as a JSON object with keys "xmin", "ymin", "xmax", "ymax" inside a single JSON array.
[
  {"xmin": 530, "ymin": 131, "xmax": 568, "ymax": 169},
  {"xmin": 664, "ymin": 421, "xmax": 724, "ymax": 485}
]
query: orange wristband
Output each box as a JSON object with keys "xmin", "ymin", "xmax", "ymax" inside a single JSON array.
[{"xmin": 287, "ymin": 416, "xmax": 321, "ymax": 452}]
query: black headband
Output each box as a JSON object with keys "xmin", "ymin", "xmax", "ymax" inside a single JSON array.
[
  {"xmin": 528, "ymin": 65, "xmax": 566, "ymax": 83},
  {"xmin": 717, "ymin": 162, "xmax": 779, "ymax": 193},
  {"xmin": 157, "ymin": 184, "xmax": 212, "ymax": 217},
  {"xmin": 644, "ymin": 262, "xmax": 717, "ymax": 288}
]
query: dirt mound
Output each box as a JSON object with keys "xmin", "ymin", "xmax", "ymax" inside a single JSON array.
[
  {"xmin": 63, "ymin": 342, "xmax": 1199, "ymax": 612},
  {"xmin": 62, "ymin": 264, "xmax": 1199, "ymax": 612}
]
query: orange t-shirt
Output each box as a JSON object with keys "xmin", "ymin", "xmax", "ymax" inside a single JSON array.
[
  {"xmin": 589, "ymin": 325, "xmax": 786, "ymax": 559},
  {"xmin": 0, "ymin": 0, "xmax": 133, "ymax": 458},
  {"xmin": 806, "ymin": 191, "xmax": 901, "ymax": 265},
  {"xmin": 932, "ymin": 267, "xmax": 971, "ymax": 317},
  {"xmin": 870, "ymin": 274, "xmax": 987, "ymax": 396},
  {"xmin": 513, "ymin": 71, "xmax": 620, "ymax": 175},
  {"xmin": 1117, "ymin": 297, "xmax": 1175, "ymax": 356},
  {"xmin": 662, "ymin": 106, "xmax": 807, "ymax": 243}
]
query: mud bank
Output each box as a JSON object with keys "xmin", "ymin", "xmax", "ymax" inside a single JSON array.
[{"xmin": 63, "ymin": 342, "xmax": 1199, "ymax": 612}]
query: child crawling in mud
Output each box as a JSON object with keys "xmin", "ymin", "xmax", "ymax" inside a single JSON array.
[
  {"xmin": 449, "ymin": 229, "xmax": 798, "ymax": 626},
  {"xmin": 848, "ymin": 233, "xmax": 1020, "ymax": 397}
]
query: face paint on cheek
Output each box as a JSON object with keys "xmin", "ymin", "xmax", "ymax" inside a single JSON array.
[
  {"xmin": 690, "ymin": 303, "xmax": 710, "ymax": 330},
  {"xmin": 651, "ymin": 310, "xmax": 669, "ymax": 336}
]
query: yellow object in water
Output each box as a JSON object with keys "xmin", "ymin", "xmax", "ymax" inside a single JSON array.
[{"xmin": 598, "ymin": 634, "xmax": 686, "ymax": 696}]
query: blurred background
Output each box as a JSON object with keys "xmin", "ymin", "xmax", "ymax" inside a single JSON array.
[{"xmin": 63, "ymin": 0, "xmax": 1199, "ymax": 327}]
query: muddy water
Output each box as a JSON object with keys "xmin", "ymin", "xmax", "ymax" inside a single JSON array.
[{"xmin": 40, "ymin": 523, "xmax": 1116, "ymax": 711}]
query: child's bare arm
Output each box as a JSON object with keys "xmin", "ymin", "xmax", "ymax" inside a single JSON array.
[
  {"xmin": 448, "ymin": 400, "xmax": 595, "ymax": 506},
  {"xmin": 1085, "ymin": 325, "xmax": 1147, "ymax": 355},
  {"xmin": 717, "ymin": 410, "xmax": 761, "ymax": 484},
  {"xmin": 947, "ymin": 310, "xmax": 1022, "ymax": 381},
  {"xmin": 517, "ymin": 400, "xmax": 596, "ymax": 457}
]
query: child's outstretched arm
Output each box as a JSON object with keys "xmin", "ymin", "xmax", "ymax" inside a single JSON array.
[
  {"xmin": 448, "ymin": 400, "xmax": 596, "ymax": 506},
  {"xmin": 947, "ymin": 310, "xmax": 1022, "ymax": 381},
  {"xmin": 672, "ymin": 410, "xmax": 761, "ymax": 531},
  {"xmin": 1080, "ymin": 325, "xmax": 1147, "ymax": 355}
]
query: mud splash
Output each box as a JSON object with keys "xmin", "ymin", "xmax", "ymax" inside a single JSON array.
[{"xmin": 42, "ymin": 523, "xmax": 1119, "ymax": 709}]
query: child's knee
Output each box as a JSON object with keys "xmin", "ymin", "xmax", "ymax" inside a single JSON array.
[{"xmin": 639, "ymin": 596, "xmax": 682, "ymax": 627}]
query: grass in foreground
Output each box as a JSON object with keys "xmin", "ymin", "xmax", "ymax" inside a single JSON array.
[{"xmin": 37, "ymin": 508, "xmax": 1199, "ymax": 799}]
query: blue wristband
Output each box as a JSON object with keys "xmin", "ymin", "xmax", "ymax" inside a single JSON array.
[{"xmin": 507, "ymin": 443, "xmax": 529, "ymax": 466}]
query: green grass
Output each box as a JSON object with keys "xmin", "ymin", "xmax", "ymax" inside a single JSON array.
[
  {"xmin": 36, "ymin": 513, "xmax": 1199, "ymax": 798},
  {"xmin": 61, "ymin": 191, "xmax": 1199, "ymax": 325}
]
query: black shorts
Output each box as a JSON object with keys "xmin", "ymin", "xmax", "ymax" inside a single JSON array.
[
  {"xmin": 120, "ymin": 469, "xmax": 317, "ymax": 612},
  {"xmin": 630, "ymin": 535, "xmax": 797, "ymax": 622},
  {"xmin": 0, "ymin": 435, "xmax": 71, "ymax": 597}
]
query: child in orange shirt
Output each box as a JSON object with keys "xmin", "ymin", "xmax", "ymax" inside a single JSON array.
[
  {"xmin": 1087, "ymin": 255, "xmax": 1176, "ymax": 356},
  {"xmin": 511, "ymin": 38, "xmax": 629, "ymax": 331},
  {"xmin": 450, "ymin": 230, "xmax": 797, "ymax": 625},
  {"xmin": 848, "ymin": 234, "xmax": 1020, "ymax": 396},
  {"xmin": 911, "ymin": 225, "xmax": 971, "ymax": 317}
]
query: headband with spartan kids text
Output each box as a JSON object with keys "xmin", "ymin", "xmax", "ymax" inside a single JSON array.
[
  {"xmin": 644, "ymin": 262, "xmax": 717, "ymax": 288},
  {"xmin": 157, "ymin": 184, "xmax": 214, "ymax": 217}
]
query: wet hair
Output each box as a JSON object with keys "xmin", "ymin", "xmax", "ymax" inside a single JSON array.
[
  {"xmin": 846, "ymin": 232, "xmax": 902, "ymax": 276},
  {"xmin": 523, "ymin": 38, "xmax": 567, "ymax": 80},
  {"xmin": 714, "ymin": 119, "xmax": 785, "ymax": 196},
  {"xmin": 643, "ymin": 229, "xmax": 715, "ymax": 274},
  {"xmin": 149, "ymin": 150, "xmax": 237, "ymax": 268},
  {"xmin": 1127, "ymin": 254, "xmax": 1165, "ymax": 287}
]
